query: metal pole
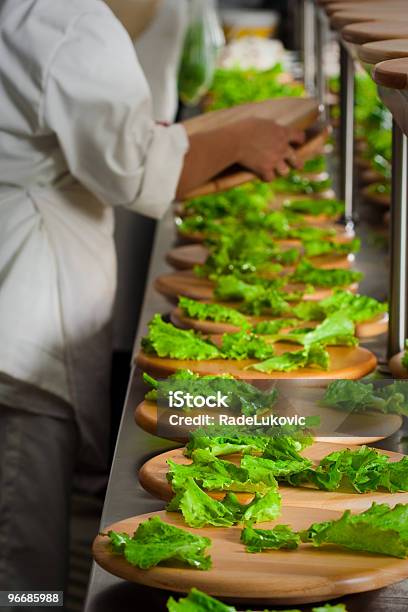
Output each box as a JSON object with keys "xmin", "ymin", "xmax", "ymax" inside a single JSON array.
[
  {"xmin": 315, "ymin": 7, "xmax": 327, "ymax": 116},
  {"xmin": 339, "ymin": 43, "xmax": 355, "ymax": 230},
  {"xmin": 302, "ymin": 0, "xmax": 316, "ymax": 95},
  {"xmin": 388, "ymin": 120, "xmax": 408, "ymax": 358}
]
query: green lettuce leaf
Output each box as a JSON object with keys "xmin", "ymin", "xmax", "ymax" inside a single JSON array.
[
  {"xmin": 166, "ymin": 588, "xmax": 348, "ymax": 612},
  {"xmin": 290, "ymin": 260, "xmax": 363, "ymax": 288},
  {"xmin": 167, "ymin": 448, "xmax": 277, "ymax": 495},
  {"xmin": 291, "ymin": 301, "xmax": 326, "ymax": 321},
  {"xmin": 322, "ymin": 380, "xmax": 408, "ymax": 415},
  {"xmin": 284, "ymin": 198, "xmax": 344, "ymax": 216},
  {"xmin": 221, "ymin": 330, "xmax": 275, "ymax": 360},
  {"xmin": 290, "ymin": 445, "xmax": 408, "ymax": 493},
  {"xmin": 241, "ymin": 454, "xmax": 311, "ymax": 482},
  {"xmin": 252, "ymin": 319, "xmax": 300, "ymax": 335},
  {"xmin": 271, "ymin": 313, "xmax": 357, "ymax": 348},
  {"xmin": 271, "ymin": 174, "xmax": 332, "ymax": 195},
  {"xmin": 303, "ymin": 238, "xmax": 360, "ymax": 258},
  {"xmin": 318, "ymin": 289, "xmax": 387, "ymax": 323},
  {"xmin": 142, "ymin": 315, "xmax": 221, "ymax": 360},
  {"xmin": 300, "ymin": 502, "xmax": 408, "ymax": 558},
  {"xmin": 249, "ymin": 343, "xmax": 329, "ymax": 373},
  {"xmin": 302, "ymin": 155, "xmax": 327, "ymax": 174},
  {"xmin": 241, "ymin": 524, "xmax": 300, "ymax": 552},
  {"xmin": 178, "ymin": 296, "xmax": 250, "ymax": 329},
  {"xmin": 106, "ymin": 516, "xmax": 211, "ymax": 570},
  {"xmin": 143, "ymin": 371, "xmax": 278, "ymax": 416},
  {"xmin": 185, "ymin": 428, "xmax": 274, "ymax": 457},
  {"xmin": 167, "ymin": 478, "xmax": 281, "ymax": 527},
  {"xmin": 167, "ymin": 588, "xmax": 235, "ymax": 612}
]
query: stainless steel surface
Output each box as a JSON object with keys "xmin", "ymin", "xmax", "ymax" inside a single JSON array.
[
  {"xmin": 315, "ymin": 8, "xmax": 327, "ymax": 118},
  {"xmin": 388, "ymin": 121, "xmax": 408, "ymax": 358},
  {"xmin": 302, "ymin": 0, "xmax": 316, "ymax": 95},
  {"xmin": 83, "ymin": 201, "xmax": 408, "ymax": 611},
  {"xmin": 339, "ymin": 43, "xmax": 355, "ymax": 229}
]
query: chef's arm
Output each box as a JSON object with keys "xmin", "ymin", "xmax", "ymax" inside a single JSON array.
[{"xmin": 176, "ymin": 118, "xmax": 304, "ymax": 200}]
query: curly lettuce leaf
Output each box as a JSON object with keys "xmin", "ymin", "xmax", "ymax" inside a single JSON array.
[
  {"xmin": 303, "ymin": 238, "xmax": 360, "ymax": 258},
  {"xmin": 322, "ymin": 380, "xmax": 408, "ymax": 415},
  {"xmin": 241, "ymin": 454, "xmax": 311, "ymax": 482},
  {"xmin": 178, "ymin": 296, "xmax": 250, "ymax": 329},
  {"xmin": 290, "ymin": 445, "xmax": 408, "ymax": 493},
  {"xmin": 106, "ymin": 516, "xmax": 211, "ymax": 570},
  {"xmin": 213, "ymin": 276, "xmax": 290, "ymax": 317},
  {"xmin": 252, "ymin": 319, "xmax": 300, "ymax": 335},
  {"xmin": 142, "ymin": 315, "xmax": 221, "ymax": 360},
  {"xmin": 300, "ymin": 502, "xmax": 408, "ymax": 558},
  {"xmin": 221, "ymin": 330, "xmax": 275, "ymax": 360},
  {"xmin": 241, "ymin": 524, "xmax": 300, "ymax": 552},
  {"xmin": 167, "ymin": 588, "xmax": 235, "ymax": 612},
  {"xmin": 271, "ymin": 173, "xmax": 332, "ymax": 195},
  {"xmin": 319, "ymin": 289, "xmax": 387, "ymax": 323},
  {"xmin": 291, "ymin": 260, "xmax": 363, "ymax": 288},
  {"xmin": 144, "ymin": 371, "xmax": 278, "ymax": 416},
  {"xmin": 271, "ymin": 313, "xmax": 357, "ymax": 348},
  {"xmin": 166, "ymin": 588, "xmax": 348, "ymax": 612},
  {"xmin": 167, "ymin": 478, "xmax": 281, "ymax": 527},
  {"xmin": 284, "ymin": 198, "xmax": 344, "ymax": 217},
  {"xmin": 167, "ymin": 448, "xmax": 277, "ymax": 495},
  {"xmin": 185, "ymin": 427, "xmax": 273, "ymax": 457},
  {"xmin": 249, "ymin": 343, "xmax": 329, "ymax": 373}
]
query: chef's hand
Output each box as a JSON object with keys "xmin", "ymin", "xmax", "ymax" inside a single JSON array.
[
  {"xmin": 176, "ymin": 118, "xmax": 305, "ymax": 200},
  {"xmin": 237, "ymin": 117, "xmax": 305, "ymax": 181}
]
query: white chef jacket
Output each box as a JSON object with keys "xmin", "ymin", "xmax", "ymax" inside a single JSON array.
[{"xmin": 0, "ymin": 0, "xmax": 188, "ymax": 466}]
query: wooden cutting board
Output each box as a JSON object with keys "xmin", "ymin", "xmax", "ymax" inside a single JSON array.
[
  {"xmin": 138, "ymin": 443, "xmax": 408, "ymax": 511},
  {"xmin": 165, "ymin": 244, "xmax": 352, "ymax": 272},
  {"xmin": 331, "ymin": 10, "xmax": 408, "ymax": 32},
  {"xmin": 389, "ymin": 351, "xmax": 408, "ymax": 379},
  {"xmin": 361, "ymin": 185, "xmax": 390, "ymax": 207},
  {"xmin": 154, "ymin": 270, "xmax": 359, "ymax": 304},
  {"xmin": 134, "ymin": 400, "xmax": 402, "ymax": 445},
  {"xmin": 326, "ymin": 2, "xmax": 408, "ymax": 17},
  {"xmin": 135, "ymin": 344, "xmax": 377, "ymax": 380},
  {"xmin": 93, "ymin": 508, "xmax": 408, "ymax": 605},
  {"xmin": 182, "ymin": 101, "xmax": 324, "ymax": 199},
  {"xmin": 342, "ymin": 21, "xmax": 408, "ymax": 46},
  {"xmin": 374, "ymin": 57, "xmax": 408, "ymax": 90},
  {"xmin": 358, "ymin": 39, "xmax": 408, "ymax": 67},
  {"xmin": 170, "ymin": 306, "xmax": 388, "ymax": 339}
]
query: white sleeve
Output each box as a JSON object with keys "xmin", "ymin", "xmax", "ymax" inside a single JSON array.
[{"xmin": 40, "ymin": 7, "xmax": 188, "ymax": 219}]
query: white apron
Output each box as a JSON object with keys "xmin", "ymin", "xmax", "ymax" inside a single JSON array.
[{"xmin": 0, "ymin": 0, "xmax": 188, "ymax": 470}]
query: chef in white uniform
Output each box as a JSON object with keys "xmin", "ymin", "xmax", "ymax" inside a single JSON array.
[{"xmin": 0, "ymin": 0, "xmax": 302, "ymax": 595}]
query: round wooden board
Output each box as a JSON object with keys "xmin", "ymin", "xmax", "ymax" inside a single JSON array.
[
  {"xmin": 93, "ymin": 508, "xmax": 408, "ymax": 605},
  {"xmin": 331, "ymin": 10, "xmax": 408, "ymax": 32},
  {"xmin": 342, "ymin": 21, "xmax": 408, "ymax": 46},
  {"xmin": 166, "ymin": 244, "xmax": 352, "ymax": 272},
  {"xmin": 361, "ymin": 185, "xmax": 390, "ymax": 208},
  {"xmin": 170, "ymin": 306, "xmax": 388, "ymax": 339},
  {"xmin": 358, "ymin": 39, "xmax": 408, "ymax": 66},
  {"xmin": 389, "ymin": 351, "xmax": 408, "ymax": 379},
  {"xmin": 136, "ymin": 344, "xmax": 377, "ymax": 380},
  {"xmin": 138, "ymin": 444, "xmax": 408, "ymax": 511},
  {"xmin": 374, "ymin": 57, "xmax": 408, "ymax": 90},
  {"xmin": 134, "ymin": 400, "xmax": 402, "ymax": 446},
  {"xmin": 154, "ymin": 270, "xmax": 359, "ymax": 304},
  {"xmin": 327, "ymin": 3, "xmax": 408, "ymax": 17}
]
